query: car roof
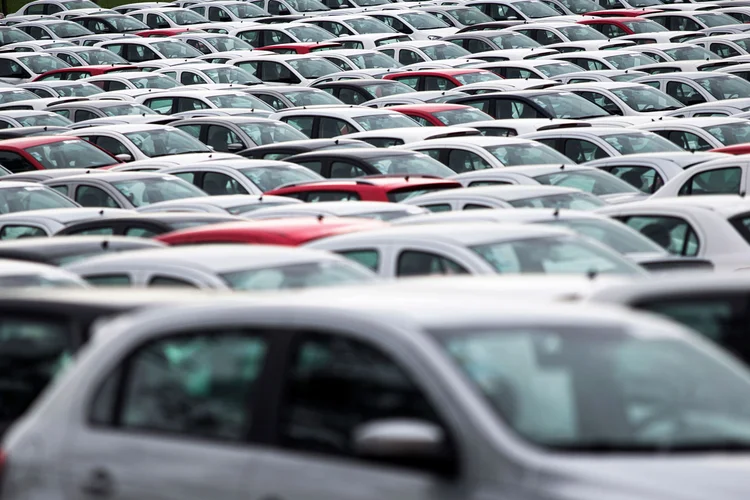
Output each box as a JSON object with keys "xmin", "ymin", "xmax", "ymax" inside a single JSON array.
[
  {"xmin": 272, "ymin": 176, "xmax": 461, "ymax": 189},
  {"xmin": 384, "ymin": 103, "xmax": 472, "ymax": 113},
  {"xmin": 0, "ymin": 135, "xmax": 83, "ymax": 148},
  {"xmin": 47, "ymin": 171, "xmax": 178, "ymax": 183},
  {"xmin": 408, "ymin": 184, "xmax": 582, "ymax": 202},
  {"xmin": 248, "ymin": 200, "xmax": 424, "ymax": 217},
  {"xmin": 0, "ymin": 207, "xmax": 131, "ymax": 224},
  {"xmin": 62, "ymin": 124, "xmax": 172, "ymax": 134},
  {"xmin": 602, "ymin": 195, "xmax": 750, "ymax": 217},
  {"xmin": 287, "ymin": 148, "xmax": 422, "ymax": 161}
]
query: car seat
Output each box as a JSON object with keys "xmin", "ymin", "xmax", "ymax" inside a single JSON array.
[{"xmin": 640, "ymin": 223, "xmax": 672, "ymax": 250}]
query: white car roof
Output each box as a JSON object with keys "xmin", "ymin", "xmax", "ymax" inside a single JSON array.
[
  {"xmin": 599, "ymin": 195, "xmax": 750, "ymax": 218},
  {"xmin": 406, "ymin": 185, "xmax": 584, "ymax": 203}
]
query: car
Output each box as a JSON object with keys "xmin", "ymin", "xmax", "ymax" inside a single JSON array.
[
  {"xmin": 0, "ymin": 39, "xmax": 76, "ymax": 52},
  {"xmin": 401, "ymin": 184, "xmax": 606, "ymax": 212},
  {"xmin": 126, "ymin": 6, "xmax": 212, "ymax": 30},
  {"xmin": 266, "ymin": 175, "xmax": 462, "ymax": 202},
  {"xmin": 442, "ymin": 29, "xmax": 540, "ymax": 53},
  {"xmin": 272, "ymin": 107, "xmax": 420, "ymax": 139},
  {"xmin": 240, "ymin": 137, "xmax": 374, "ymax": 160},
  {"xmin": 154, "ymin": 63, "xmax": 260, "ymax": 87},
  {"xmin": 649, "ymin": 154, "xmax": 750, "ymax": 198},
  {"xmin": 229, "ymin": 23, "xmax": 334, "ymax": 47},
  {"xmin": 0, "ymin": 135, "xmax": 120, "ymax": 172},
  {"xmin": 0, "ymin": 234, "xmax": 163, "ymax": 265},
  {"xmin": 45, "ymin": 100, "xmax": 159, "ymax": 122},
  {"xmin": 313, "ymin": 50, "xmax": 402, "ymax": 73},
  {"xmin": 0, "ymin": 109, "xmax": 71, "ymax": 128},
  {"xmin": 538, "ymin": 0, "xmax": 602, "ymax": 15},
  {"xmin": 229, "ymin": 54, "xmax": 341, "ymax": 86},
  {"xmin": 0, "ymin": 52, "xmax": 69, "ymax": 84},
  {"xmin": 246, "ymin": 0, "xmax": 329, "ymax": 16},
  {"xmin": 243, "ymin": 86, "xmax": 344, "ymax": 111},
  {"xmin": 584, "ymin": 151, "xmax": 729, "ymax": 192},
  {"xmin": 60, "ymin": 124, "xmax": 214, "ymax": 162},
  {"xmin": 459, "ymin": 118, "xmax": 589, "ymax": 137},
  {"xmin": 451, "ymin": 164, "xmax": 645, "ymax": 203},
  {"xmin": 688, "ymin": 34, "xmax": 750, "ymax": 59},
  {"xmin": 364, "ymin": 9, "xmax": 458, "ymax": 40},
  {"xmin": 172, "ymin": 32, "xmax": 255, "ymax": 56},
  {"xmin": 188, "ymin": 1, "xmax": 270, "ymax": 22},
  {"xmin": 41, "ymin": 45, "xmax": 127, "ymax": 68},
  {"xmin": 400, "ymin": 59, "xmax": 486, "ymax": 71},
  {"xmin": 285, "ymin": 148, "xmax": 455, "ymax": 178},
  {"xmin": 717, "ymin": 62, "xmax": 750, "ymax": 84},
  {"xmin": 0, "ymin": 86, "xmax": 54, "ymax": 107},
  {"xmin": 503, "ymin": 22, "xmax": 609, "ymax": 45},
  {"xmin": 306, "ymin": 68, "xmax": 398, "ymax": 86},
  {"xmin": 161, "ymin": 158, "xmax": 323, "ymax": 194},
  {"xmin": 578, "ymin": 16, "xmax": 669, "ymax": 38},
  {"xmin": 632, "ymin": 59, "xmax": 734, "ymax": 74},
  {"xmin": 626, "ymin": 42, "xmax": 720, "ymax": 63},
  {"xmin": 634, "ymin": 117, "xmax": 750, "ymax": 151},
  {"xmin": 619, "ymin": 31, "xmax": 705, "ymax": 44},
  {"xmin": 465, "ymin": 0, "xmax": 578, "ymax": 22},
  {"xmin": 257, "ymin": 41, "xmax": 344, "ymax": 55},
  {"xmin": 14, "ymin": 18, "xmax": 93, "ymax": 40},
  {"xmin": 308, "ymin": 221, "xmax": 644, "ymax": 276},
  {"xmin": 644, "ymin": 10, "xmax": 741, "ymax": 31},
  {"xmin": 0, "ymin": 167, "xmax": 109, "ymax": 183},
  {"xmin": 633, "ymin": 72, "xmax": 750, "ymax": 106},
  {"xmin": 311, "ymin": 79, "xmax": 413, "ymax": 106},
  {"xmin": 83, "ymin": 71, "xmax": 181, "ymax": 91},
  {"xmin": 545, "ymin": 39, "xmax": 635, "ymax": 53},
  {"xmin": 560, "ymin": 70, "xmax": 651, "ymax": 85},
  {"xmin": 71, "ymin": 12, "xmax": 149, "ymax": 34},
  {"xmin": 55, "ymin": 211, "xmax": 243, "ymax": 236},
  {"xmin": 451, "ymin": 89, "xmax": 611, "ymax": 120},
  {"xmin": 44, "ymin": 172, "xmax": 208, "ymax": 209},
  {"xmin": 15, "ymin": 0, "xmax": 98, "ymax": 16},
  {"xmin": 301, "ymin": 14, "xmax": 397, "ymax": 37},
  {"xmin": 18, "ymin": 80, "xmax": 100, "ymax": 99},
  {"xmin": 31, "ymin": 63, "xmax": 138, "ymax": 81},
  {"xmin": 548, "ymin": 82, "xmax": 685, "ymax": 117},
  {"xmin": 597, "ymin": 195, "xmax": 750, "ymax": 270},
  {"xmin": 136, "ymin": 194, "xmax": 302, "ymax": 214},
  {"xmin": 136, "ymin": 90, "xmax": 273, "ymax": 116},
  {"xmin": 382, "ymin": 69, "xmax": 502, "ymax": 91},
  {"xmin": 0, "ymin": 26, "xmax": 35, "ymax": 47},
  {"xmin": 111, "ymin": 2, "xmax": 175, "ymax": 14},
  {"xmin": 243, "ymin": 200, "xmax": 427, "ymax": 221},
  {"xmin": 337, "ymin": 126, "xmax": 479, "ymax": 147},
  {"xmin": 364, "ymin": 90, "xmax": 470, "ymax": 108},
  {"xmin": 330, "ymin": 33, "xmax": 411, "ymax": 50},
  {"xmin": 0, "ymin": 207, "xmax": 133, "ymax": 238},
  {"xmin": 661, "ymin": 97, "xmax": 750, "ymax": 117},
  {"xmin": 0, "ymin": 180, "xmax": 81, "ymax": 213},
  {"xmin": 542, "ymin": 49, "xmax": 658, "ymax": 71},
  {"xmin": 375, "ymin": 40, "xmax": 472, "ymax": 65},
  {"xmin": 383, "ymin": 103, "xmax": 492, "ymax": 126},
  {"xmin": 95, "ymin": 37, "xmax": 203, "ymax": 63},
  {"xmin": 412, "ymin": 5, "xmax": 494, "ymax": 28}
]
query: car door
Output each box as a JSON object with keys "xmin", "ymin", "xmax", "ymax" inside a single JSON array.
[
  {"xmin": 243, "ymin": 329, "xmax": 465, "ymax": 500},
  {"xmin": 665, "ymin": 80, "xmax": 706, "ymax": 105},
  {"xmin": 677, "ymin": 165, "xmax": 745, "ymax": 196},
  {"xmin": 616, "ymin": 213, "xmax": 701, "ymax": 256},
  {"xmin": 60, "ymin": 327, "xmax": 276, "ymax": 500},
  {"xmin": 74, "ymin": 182, "xmax": 125, "ymax": 208},
  {"xmin": 205, "ymin": 124, "xmax": 248, "ymax": 152}
]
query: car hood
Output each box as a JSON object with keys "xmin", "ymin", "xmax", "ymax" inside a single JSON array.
[
  {"xmin": 599, "ymin": 192, "xmax": 649, "ymax": 204},
  {"xmin": 539, "ymin": 455, "xmax": 750, "ymax": 500}
]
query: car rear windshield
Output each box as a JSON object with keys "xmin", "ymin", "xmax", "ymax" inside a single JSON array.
[
  {"xmin": 220, "ymin": 260, "xmax": 373, "ymax": 291},
  {"xmin": 25, "ymin": 139, "xmax": 116, "ymax": 169},
  {"xmin": 508, "ymin": 192, "xmax": 605, "ymax": 210},
  {"xmin": 387, "ymin": 184, "xmax": 458, "ymax": 202},
  {"xmin": 103, "ymin": 103, "xmax": 158, "ymax": 116},
  {"xmin": 111, "ymin": 177, "xmax": 206, "ymax": 207},
  {"xmin": 533, "ymin": 169, "xmax": 641, "ymax": 195},
  {"xmin": 239, "ymin": 165, "xmax": 322, "ymax": 192}
]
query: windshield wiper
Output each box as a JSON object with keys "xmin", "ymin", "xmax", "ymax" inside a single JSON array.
[{"xmin": 546, "ymin": 440, "xmax": 750, "ymax": 454}]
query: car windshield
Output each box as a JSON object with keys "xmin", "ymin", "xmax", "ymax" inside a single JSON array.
[
  {"xmin": 471, "ymin": 235, "xmax": 642, "ymax": 274},
  {"xmin": 603, "ymin": 53, "xmax": 657, "ymax": 69},
  {"xmin": 367, "ymin": 153, "xmax": 455, "ymax": 177},
  {"xmin": 355, "ymin": 0, "xmax": 389, "ymax": 5},
  {"xmin": 286, "ymin": 0, "xmax": 329, "ymax": 11},
  {"xmin": 15, "ymin": 113, "xmax": 72, "ymax": 127},
  {"xmin": 103, "ymin": 103, "xmax": 158, "ymax": 116},
  {"xmin": 239, "ymin": 122, "xmax": 308, "ymax": 146},
  {"xmin": 0, "ymin": 185, "xmax": 79, "ymax": 213},
  {"xmin": 622, "ymin": 19, "xmax": 668, "ymax": 33},
  {"xmin": 287, "ymin": 57, "xmax": 340, "ymax": 79},
  {"xmin": 611, "ymin": 86, "xmax": 683, "ymax": 112},
  {"xmin": 287, "ymin": 26, "xmax": 332, "ymax": 43},
  {"xmin": 125, "ymin": 129, "xmax": 209, "ymax": 157},
  {"xmin": 488, "ymin": 32, "xmax": 539, "ymax": 49},
  {"xmin": 399, "ymin": 13, "xmax": 450, "ymax": 29},
  {"xmin": 486, "ymin": 142, "xmax": 573, "ymax": 166},
  {"xmin": 18, "ymin": 55, "xmax": 68, "ymax": 74},
  {"xmin": 0, "ymin": 28, "xmax": 33, "ymax": 45},
  {"xmin": 544, "ymin": 218, "xmax": 663, "ymax": 254},
  {"xmin": 128, "ymin": 74, "xmax": 180, "ymax": 89},
  {"xmin": 206, "ymin": 93, "xmax": 266, "ymax": 109},
  {"xmin": 347, "ymin": 17, "xmax": 395, "ymax": 34},
  {"xmin": 240, "ymin": 165, "xmax": 322, "ymax": 191},
  {"xmin": 446, "ymin": 7, "xmax": 493, "ymax": 25},
  {"xmin": 205, "ymin": 35, "xmax": 253, "ymax": 52},
  {"xmin": 151, "ymin": 40, "xmax": 203, "ymax": 59},
  {"xmin": 703, "ymin": 122, "xmax": 750, "ymax": 146},
  {"xmin": 509, "ymin": 191, "xmax": 605, "ymax": 209},
  {"xmin": 283, "ymin": 90, "xmax": 342, "ymax": 106},
  {"xmin": 559, "ymin": 0, "xmax": 599, "ymax": 13},
  {"xmin": 433, "ymin": 107, "xmax": 493, "ymax": 125},
  {"xmin": 510, "ymin": 1, "xmax": 557, "ymax": 18},
  {"xmin": 49, "ymin": 82, "xmax": 102, "ymax": 97},
  {"xmin": 26, "ymin": 139, "xmax": 115, "ymax": 169},
  {"xmin": 696, "ymin": 12, "xmax": 739, "ymax": 27},
  {"xmin": 695, "ymin": 75, "xmax": 750, "ymax": 100},
  {"xmin": 534, "ymin": 169, "xmax": 641, "ymax": 195},
  {"xmin": 104, "ymin": 15, "xmax": 148, "ymax": 31},
  {"xmin": 603, "ymin": 132, "xmax": 684, "ymax": 155},
  {"xmin": 537, "ymin": 62, "xmax": 584, "ymax": 77},
  {"xmin": 528, "ymin": 92, "xmax": 609, "ymax": 118},
  {"xmin": 163, "ymin": 9, "xmax": 208, "ymax": 25},
  {"xmin": 203, "ymin": 66, "xmax": 260, "ymax": 84},
  {"xmin": 455, "ymin": 71, "xmax": 502, "ymax": 85},
  {"xmin": 362, "ymin": 81, "xmax": 412, "ymax": 96},
  {"xmin": 0, "ymin": 89, "xmax": 39, "ymax": 103},
  {"xmin": 433, "ymin": 321, "xmax": 750, "ymax": 449},
  {"xmin": 221, "ymin": 260, "xmax": 373, "ymax": 291},
  {"xmin": 347, "ymin": 52, "xmax": 401, "ymax": 70},
  {"xmin": 422, "ymin": 43, "xmax": 471, "ymax": 60},
  {"xmin": 226, "ymin": 3, "xmax": 267, "ymax": 17},
  {"xmin": 47, "ymin": 22, "xmax": 90, "ymax": 38},
  {"xmin": 63, "ymin": 0, "xmax": 97, "ymax": 7},
  {"xmin": 353, "ymin": 113, "xmax": 420, "ymax": 130},
  {"xmin": 558, "ymin": 26, "xmax": 606, "ymax": 41},
  {"xmin": 76, "ymin": 48, "xmax": 128, "ymax": 65},
  {"xmin": 664, "ymin": 46, "xmax": 718, "ymax": 61},
  {"xmin": 112, "ymin": 176, "xmax": 206, "ymax": 207}
]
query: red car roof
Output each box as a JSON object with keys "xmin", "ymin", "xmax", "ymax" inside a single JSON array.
[
  {"xmin": 0, "ymin": 135, "xmax": 84, "ymax": 149},
  {"xmin": 586, "ymin": 8, "xmax": 661, "ymax": 16},
  {"xmin": 385, "ymin": 69, "xmax": 488, "ymax": 79},
  {"xmin": 385, "ymin": 103, "xmax": 473, "ymax": 113},
  {"xmin": 269, "ymin": 176, "xmax": 461, "ymax": 191},
  {"xmin": 32, "ymin": 65, "xmax": 137, "ymax": 81},
  {"xmin": 579, "ymin": 16, "xmax": 648, "ymax": 23},
  {"xmin": 156, "ymin": 217, "xmax": 386, "ymax": 246},
  {"xmin": 710, "ymin": 144, "xmax": 750, "ymax": 155},
  {"xmin": 135, "ymin": 28, "xmax": 195, "ymax": 37},
  {"xmin": 259, "ymin": 42, "xmax": 343, "ymax": 53}
]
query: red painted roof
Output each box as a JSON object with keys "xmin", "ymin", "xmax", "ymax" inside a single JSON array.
[
  {"xmin": 0, "ymin": 135, "xmax": 84, "ymax": 149},
  {"xmin": 269, "ymin": 176, "xmax": 461, "ymax": 191},
  {"xmin": 156, "ymin": 216, "xmax": 386, "ymax": 246},
  {"xmin": 135, "ymin": 28, "xmax": 194, "ymax": 37},
  {"xmin": 385, "ymin": 69, "xmax": 488, "ymax": 78},
  {"xmin": 586, "ymin": 8, "xmax": 661, "ymax": 17},
  {"xmin": 385, "ymin": 104, "xmax": 473, "ymax": 113},
  {"xmin": 710, "ymin": 144, "xmax": 750, "ymax": 155}
]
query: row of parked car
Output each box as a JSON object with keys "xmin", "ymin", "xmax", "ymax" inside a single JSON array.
[{"xmin": 0, "ymin": 0, "xmax": 748, "ymax": 497}]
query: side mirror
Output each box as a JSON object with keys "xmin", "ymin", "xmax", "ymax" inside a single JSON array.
[
  {"xmin": 115, "ymin": 153, "xmax": 132, "ymax": 162},
  {"xmin": 227, "ymin": 142, "xmax": 244, "ymax": 152},
  {"xmin": 353, "ymin": 419, "xmax": 455, "ymax": 475}
]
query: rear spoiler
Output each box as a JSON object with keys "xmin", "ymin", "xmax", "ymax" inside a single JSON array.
[{"xmin": 634, "ymin": 256, "xmax": 714, "ymax": 273}]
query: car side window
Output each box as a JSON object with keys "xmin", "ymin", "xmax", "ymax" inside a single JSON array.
[
  {"xmin": 319, "ymin": 117, "xmax": 354, "ymax": 138},
  {"xmin": 125, "ymin": 226, "xmax": 159, "ymax": 238},
  {"xmin": 463, "ymin": 203, "xmax": 494, "ymax": 209},
  {"xmin": 181, "ymin": 72, "xmax": 205, "ymax": 85},
  {"xmin": 575, "ymin": 91, "xmax": 620, "ymax": 115},
  {"xmin": 464, "ymin": 39, "xmax": 491, "ymax": 53},
  {"xmin": 600, "ymin": 24, "xmax": 627, "ymax": 38},
  {"xmin": 76, "ymin": 185, "xmax": 120, "ymax": 208},
  {"xmin": 278, "ymin": 332, "xmax": 444, "ymax": 458},
  {"xmin": 206, "ymin": 125, "xmax": 244, "ymax": 152},
  {"xmin": 393, "ymin": 75, "xmax": 418, "ymax": 90},
  {"xmin": 497, "ymin": 99, "xmax": 539, "ymax": 119},
  {"xmin": 447, "ymin": 149, "xmax": 492, "ymax": 173},
  {"xmin": 330, "ymin": 161, "xmax": 367, "ymax": 178},
  {"xmin": 0, "ymin": 151, "xmax": 35, "ymax": 173},
  {"xmin": 666, "ymin": 81, "xmax": 705, "ymax": 106},
  {"xmin": 93, "ymin": 136, "xmax": 131, "ymax": 158},
  {"xmin": 621, "ymin": 215, "xmax": 700, "ymax": 256},
  {"xmin": 665, "ymin": 131, "xmax": 712, "ymax": 152},
  {"xmin": 678, "ymin": 167, "xmax": 742, "ymax": 196},
  {"xmin": 84, "ymin": 274, "xmax": 131, "ymax": 285},
  {"xmin": 398, "ymin": 49, "xmax": 421, "ymax": 65},
  {"xmin": 148, "ymin": 276, "xmax": 199, "ymax": 287},
  {"xmin": 283, "ymin": 116, "xmax": 314, "ymax": 137},
  {"xmin": 607, "ymin": 165, "xmax": 662, "ymax": 193},
  {"xmin": 337, "ymin": 88, "xmax": 366, "ymax": 105},
  {"xmin": 563, "ymin": 139, "xmax": 608, "ymax": 163},
  {"xmin": 255, "ymin": 93, "xmax": 285, "ymax": 110},
  {"xmin": 74, "ymin": 110, "xmax": 99, "ymax": 122},
  {"xmin": 397, "ymin": 250, "xmax": 469, "ymax": 276},
  {"xmin": 177, "ymin": 98, "xmax": 210, "ymax": 113},
  {"xmin": 144, "ymin": 97, "xmax": 174, "ymax": 115},
  {"xmin": 711, "ymin": 43, "xmax": 740, "ymax": 59},
  {"xmin": 0, "ymin": 224, "xmax": 46, "ymax": 239},
  {"xmin": 424, "ymin": 76, "xmax": 455, "ymax": 91},
  {"xmin": 202, "ymin": 172, "xmax": 247, "ymax": 195},
  {"xmin": 90, "ymin": 331, "xmax": 269, "ymax": 442},
  {"xmin": 421, "ymin": 203, "xmax": 452, "ymax": 212},
  {"xmin": 146, "ymin": 13, "xmax": 170, "ymax": 29},
  {"xmin": 337, "ymin": 249, "xmax": 379, "ymax": 271},
  {"xmin": 304, "ymin": 190, "xmax": 361, "ymax": 202}
]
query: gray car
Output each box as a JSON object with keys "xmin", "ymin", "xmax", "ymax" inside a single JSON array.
[{"xmin": 0, "ymin": 234, "xmax": 164, "ymax": 265}]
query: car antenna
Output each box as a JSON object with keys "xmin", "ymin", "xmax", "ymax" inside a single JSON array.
[
  {"xmin": 559, "ymin": 164, "xmax": 565, "ymax": 170},
  {"xmin": 742, "ymin": 191, "xmax": 747, "ymax": 198},
  {"xmin": 405, "ymin": 175, "xmax": 410, "ymax": 181},
  {"xmin": 317, "ymin": 214, "xmax": 324, "ymax": 222},
  {"xmin": 587, "ymin": 269, "xmax": 598, "ymax": 281},
  {"xmin": 553, "ymin": 207, "xmax": 559, "ymax": 218},
  {"xmin": 259, "ymin": 194, "xmax": 263, "ymax": 202},
  {"xmin": 101, "ymin": 239, "xmax": 109, "ymax": 250},
  {"xmin": 99, "ymin": 209, "xmax": 104, "ymax": 216}
]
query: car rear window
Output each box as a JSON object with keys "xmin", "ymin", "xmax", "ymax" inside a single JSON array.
[{"xmin": 387, "ymin": 184, "xmax": 458, "ymax": 202}]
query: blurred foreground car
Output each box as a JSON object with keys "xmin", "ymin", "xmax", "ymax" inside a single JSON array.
[{"xmin": 0, "ymin": 234, "xmax": 164, "ymax": 265}]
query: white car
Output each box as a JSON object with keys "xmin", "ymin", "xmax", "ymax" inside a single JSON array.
[
  {"xmin": 172, "ymin": 33, "xmax": 255, "ymax": 55},
  {"xmin": 41, "ymin": 45, "xmax": 127, "ymax": 66},
  {"xmin": 329, "ymin": 33, "xmax": 411, "ymax": 50},
  {"xmin": 688, "ymin": 34, "xmax": 750, "ymax": 58},
  {"xmin": 502, "ymin": 22, "xmax": 609, "ymax": 45},
  {"xmin": 60, "ymin": 124, "xmax": 214, "ymax": 162},
  {"xmin": 127, "ymin": 6, "xmax": 213, "ymax": 30},
  {"xmin": 0, "ymin": 207, "xmax": 132, "ymax": 237},
  {"xmin": 663, "ymin": 97, "xmax": 750, "ymax": 117},
  {"xmin": 154, "ymin": 63, "xmax": 260, "ymax": 86},
  {"xmin": 137, "ymin": 194, "xmax": 302, "ymax": 213},
  {"xmin": 364, "ymin": 10, "xmax": 458, "ymax": 40},
  {"xmin": 461, "ymin": 118, "xmax": 589, "ymax": 136},
  {"xmin": 228, "ymin": 23, "xmax": 334, "ymax": 47},
  {"xmin": 339, "ymin": 126, "xmax": 479, "ymax": 147},
  {"xmin": 465, "ymin": 0, "xmax": 582, "ymax": 23},
  {"xmin": 555, "ymin": 81, "xmax": 685, "ymax": 116},
  {"xmin": 633, "ymin": 117, "xmax": 750, "ymax": 151},
  {"xmin": 301, "ymin": 14, "xmax": 398, "ymax": 37},
  {"xmin": 650, "ymin": 155, "xmax": 750, "ymax": 198},
  {"xmin": 315, "ymin": 49, "xmax": 401, "ymax": 71},
  {"xmin": 14, "ymin": 18, "xmax": 93, "ymax": 39},
  {"xmin": 633, "ymin": 72, "xmax": 750, "ymax": 106},
  {"xmin": 542, "ymin": 50, "xmax": 658, "ymax": 71},
  {"xmin": 0, "ymin": 52, "xmax": 68, "ymax": 83},
  {"xmin": 643, "ymin": 10, "xmax": 740, "ymax": 31},
  {"xmin": 618, "ymin": 31, "xmax": 704, "ymax": 44},
  {"xmin": 230, "ymin": 54, "xmax": 341, "ymax": 86},
  {"xmin": 375, "ymin": 40, "xmax": 471, "ymax": 64},
  {"xmin": 14, "ymin": 0, "xmax": 98, "ymax": 16},
  {"xmin": 626, "ymin": 42, "xmax": 719, "ymax": 63},
  {"xmin": 188, "ymin": 1, "xmax": 270, "ymax": 22},
  {"xmin": 243, "ymin": 200, "xmax": 427, "ymax": 220},
  {"xmin": 272, "ymin": 106, "xmax": 420, "ymax": 138},
  {"xmin": 18, "ymin": 80, "xmax": 102, "ymax": 98},
  {"xmin": 95, "ymin": 37, "xmax": 204, "ymax": 63},
  {"xmin": 135, "ymin": 90, "xmax": 272, "ymax": 116},
  {"xmin": 597, "ymin": 195, "xmax": 750, "ymax": 271},
  {"xmin": 551, "ymin": 68, "xmax": 647, "ymax": 85},
  {"xmin": 364, "ymin": 90, "xmax": 468, "ymax": 108},
  {"xmin": 84, "ymin": 71, "xmax": 181, "ymax": 91}
]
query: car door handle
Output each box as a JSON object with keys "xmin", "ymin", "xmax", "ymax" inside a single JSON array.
[{"xmin": 81, "ymin": 468, "xmax": 114, "ymax": 498}]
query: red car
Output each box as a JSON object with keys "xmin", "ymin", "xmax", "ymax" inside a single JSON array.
[
  {"xmin": 0, "ymin": 136, "xmax": 121, "ymax": 173},
  {"xmin": 156, "ymin": 217, "xmax": 385, "ymax": 246},
  {"xmin": 383, "ymin": 69, "xmax": 502, "ymax": 91},
  {"xmin": 585, "ymin": 9, "xmax": 662, "ymax": 17},
  {"xmin": 32, "ymin": 65, "xmax": 140, "ymax": 82},
  {"xmin": 386, "ymin": 104, "xmax": 493, "ymax": 126},
  {"xmin": 258, "ymin": 42, "xmax": 344, "ymax": 54},
  {"xmin": 578, "ymin": 16, "xmax": 664, "ymax": 37},
  {"xmin": 266, "ymin": 176, "xmax": 462, "ymax": 202},
  {"xmin": 710, "ymin": 144, "xmax": 750, "ymax": 155},
  {"xmin": 135, "ymin": 27, "xmax": 197, "ymax": 37}
]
